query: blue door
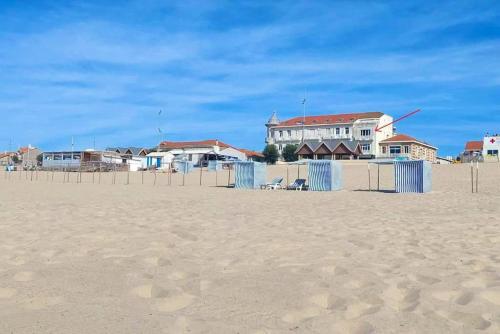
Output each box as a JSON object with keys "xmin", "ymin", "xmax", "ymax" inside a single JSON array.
[{"xmin": 156, "ymin": 158, "xmax": 161, "ymax": 168}]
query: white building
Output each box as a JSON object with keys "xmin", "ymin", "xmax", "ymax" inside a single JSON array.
[
  {"xmin": 266, "ymin": 111, "xmax": 394, "ymax": 158},
  {"xmin": 158, "ymin": 139, "xmax": 260, "ymax": 166},
  {"xmin": 483, "ymin": 135, "xmax": 500, "ymax": 157},
  {"xmin": 146, "ymin": 151, "xmax": 175, "ymax": 170}
]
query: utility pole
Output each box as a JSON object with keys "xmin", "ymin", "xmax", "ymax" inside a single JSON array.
[
  {"xmin": 301, "ymin": 95, "xmax": 307, "ymax": 143},
  {"xmin": 157, "ymin": 110, "xmax": 163, "ymax": 170}
]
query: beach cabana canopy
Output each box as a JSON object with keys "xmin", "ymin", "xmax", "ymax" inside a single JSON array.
[
  {"xmin": 234, "ymin": 161, "xmax": 266, "ymax": 189},
  {"xmin": 307, "ymin": 160, "xmax": 343, "ymax": 191},
  {"xmin": 394, "ymin": 160, "xmax": 432, "ymax": 193}
]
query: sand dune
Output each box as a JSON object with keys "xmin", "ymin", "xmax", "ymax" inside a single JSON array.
[{"xmin": 0, "ymin": 162, "xmax": 500, "ymax": 333}]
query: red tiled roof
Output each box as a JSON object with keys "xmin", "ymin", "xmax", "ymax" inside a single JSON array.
[
  {"xmin": 238, "ymin": 148, "xmax": 264, "ymax": 158},
  {"xmin": 18, "ymin": 147, "xmax": 29, "ymax": 154},
  {"xmin": 276, "ymin": 112, "xmax": 384, "ymax": 127},
  {"xmin": 380, "ymin": 134, "xmax": 437, "ymax": 149},
  {"xmin": 464, "ymin": 141, "xmax": 483, "ymax": 151},
  {"xmin": 159, "ymin": 140, "xmax": 264, "ymax": 158},
  {"xmin": 159, "ymin": 139, "xmax": 231, "ymax": 150},
  {"xmin": 380, "ymin": 134, "xmax": 418, "ymax": 143},
  {"xmin": 0, "ymin": 152, "xmax": 16, "ymax": 159}
]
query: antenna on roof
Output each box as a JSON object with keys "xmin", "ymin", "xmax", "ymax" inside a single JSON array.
[{"xmin": 157, "ymin": 110, "xmax": 163, "ymax": 153}]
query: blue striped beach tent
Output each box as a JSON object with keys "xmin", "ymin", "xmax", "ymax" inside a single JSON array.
[
  {"xmin": 207, "ymin": 160, "xmax": 223, "ymax": 172},
  {"xmin": 307, "ymin": 160, "xmax": 343, "ymax": 191},
  {"xmin": 394, "ymin": 160, "xmax": 432, "ymax": 193},
  {"xmin": 234, "ymin": 161, "xmax": 266, "ymax": 189}
]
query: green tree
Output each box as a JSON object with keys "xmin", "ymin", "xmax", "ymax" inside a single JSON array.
[
  {"xmin": 262, "ymin": 144, "xmax": 279, "ymax": 164},
  {"xmin": 282, "ymin": 144, "xmax": 299, "ymax": 162},
  {"xmin": 11, "ymin": 155, "xmax": 19, "ymax": 164}
]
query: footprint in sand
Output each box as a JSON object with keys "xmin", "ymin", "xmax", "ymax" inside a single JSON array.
[
  {"xmin": 344, "ymin": 299, "xmax": 382, "ymax": 320},
  {"xmin": 412, "ymin": 274, "xmax": 441, "ymax": 285},
  {"xmin": 333, "ymin": 320, "xmax": 375, "ymax": 334},
  {"xmin": 155, "ymin": 293, "xmax": 196, "ymax": 313},
  {"xmin": 13, "ymin": 271, "xmax": 34, "ymax": 282},
  {"xmin": 384, "ymin": 286, "xmax": 420, "ymax": 312},
  {"xmin": 130, "ymin": 285, "xmax": 196, "ymax": 313},
  {"xmin": 0, "ymin": 287, "xmax": 17, "ymax": 299},
  {"xmin": 348, "ymin": 240, "xmax": 374, "ymax": 251},
  {"xmin": 321, "ymin": 265, "xmax": 348, "ymax": 276},
  {"xmin": 281, "ymin": 307, "xmax": 322, "ymax": 324},
  {"xmin": 170, "ymin": 229, "xmax": 198, "ymax": 242},
  {"xmin": 309, "ymin": 294, "xmax": 346, "ymax": 310},
  {"xmin": 480, "ymin": 289, "xmax": 500, "ymax": 306},
  {"xmin": 455, "ymin": 291, "xmax": 475, "ymax": 305},
  {"xmin": 462, "ymin": 272, "xmax": 500, "ymax": 289},
  {"xmin": 447, "ymin": 311, "xmax": 491, "ymax": 331}
]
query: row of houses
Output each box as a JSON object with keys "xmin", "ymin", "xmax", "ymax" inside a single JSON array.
[
  {"xmin": 37, "ymin": 140, "xmax": 264, "ymax": 171},
  {"xmin": 0, "ymin": 145, "xmax": 42, "ymax": 168},
  {"xmin": 266, "ymin": 112, "xmax": 439, "ymax": 162},
  {"xmin": 462, "ymin": 134, "xmax": 500, "ymax": 162}
]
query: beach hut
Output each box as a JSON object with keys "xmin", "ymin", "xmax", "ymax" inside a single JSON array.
[
  {"xmin": 394, "ymin": 160, "xmax": 432, "ymax": 193},
  {"xmin": 307, "ymin": 160, "xmax": 343, "ymax": 191},
  {"xmin": 234, "ymin": 161, "xmax": 266, "ymax": 189},
  {"xmin": 175, "ymin": 161, "xmax": 194, "ymax": 174},
  {"xmin": 207, "ymin": 160, "xmax": 223, "ymax": 172}
]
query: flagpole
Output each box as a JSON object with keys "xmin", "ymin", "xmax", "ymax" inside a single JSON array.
[{"xmin": 301, "ymin": 96, "xmax": 306, "ymax": 143}]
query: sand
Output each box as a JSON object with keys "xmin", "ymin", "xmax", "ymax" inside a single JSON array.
[{"xmin": 0, "ymin": 162, "xmax": 499, "ymax": 333}]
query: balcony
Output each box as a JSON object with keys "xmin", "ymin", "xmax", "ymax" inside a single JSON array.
[{"xmin": 379, "ymin": 153, "xmax": 411, "ymax": 160}]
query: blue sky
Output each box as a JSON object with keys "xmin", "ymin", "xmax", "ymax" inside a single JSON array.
[{"xmin": 1, "ymin": 1, "xmax": 499, "ymax": 156}]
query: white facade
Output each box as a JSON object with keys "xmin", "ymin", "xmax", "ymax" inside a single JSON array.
[
  {"xmin": 127, "ymin": 157, "xmax": 147, "ymax": 171},
  {"xmin": 146, "ymin": 152, "xmax": 175, "ymax": 170},
  {"xmin": 266, "ymin": 112, "xmax": 394, "ymax": 157},
  {"xmin": 164, "ymin": 143, "xmax": 249, "ymax": 165},
  {"xmin": 483, "ymin": 136, "xmax": 500, "ymax": 157},
  {"xmin": 168, "ymin": 147, "xmax": 216, "ymax": 165},
  {"xmin": 219, "ymin": 147, "xmax": 247, "ymax": 161}
]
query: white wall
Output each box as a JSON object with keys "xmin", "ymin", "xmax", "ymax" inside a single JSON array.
[
  {"xmin": 483, "ymin": 136, "xmax": 500, "ymax": 156},
  {"xmin": 220, "ymin": 147, "xmax": 247, "ymax": 161}
]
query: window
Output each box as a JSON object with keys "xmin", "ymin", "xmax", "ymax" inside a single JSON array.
[
  {"xmin": 279, "ymin": 131, "xmax": 283, "ymax": 138},
  {"xmin": 278, "ymin": 144, "xmax": 283, "ymax": 151},
  {"xmin": 287, "ymin": 130, "xmax": 291, "ymax": 137},
  {"xmin": 345, "ymin": 128, "xmax": 350, "ymax": 135},
  {"xmin": 390, "ymin": 146, "xmax": 401, "ymax": 154},
  {"xmin": 361, "ymin": 144, "xmax": 371, "ymax": 152},
  {"xmin": 487, "ymin": 150, "xmax": 499, "ymax": 156},
  {"xmin": 335, "ymin": 128, "xmax": 340, "ymax": 135},
  {"xmin": 361, "ymin": 129, "xmax": 371, "ymax": 137},
  {"xmin": 382, "ymin": 146, "xmax": 387, "ymax": 154},
  {"xmin": 404, "ymin": 145, "xmax": 410, "ymax": 154}
]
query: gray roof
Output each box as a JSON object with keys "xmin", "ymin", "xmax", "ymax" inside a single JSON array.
[
  {"xmin": 296, "ymin": 139, "xmax": 362, "ymax": 153},
  {"xmin": 106, "ymin": 147, "xmax": 148, "ymax": 155},
  {"xmin": 267, "ymin": 111, "xmax": 280, "ymax": 125}
]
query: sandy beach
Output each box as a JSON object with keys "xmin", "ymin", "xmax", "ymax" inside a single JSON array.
[{"xmin": 1, "ymin": 162, "xmax": 500, "ymax": 333}]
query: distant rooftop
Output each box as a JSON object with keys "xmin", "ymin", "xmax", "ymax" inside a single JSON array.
[{"xmin": 274, "ymin": 112, "xmax": 385, "ymax": 127}]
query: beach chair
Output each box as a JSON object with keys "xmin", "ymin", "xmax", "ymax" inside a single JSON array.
[
  {"xmin": 287, "ymin": 179, "xmax": 307, "ymax": 191},
  {"xmin": 261, "ymin": 177, "xmax": 284, "ymax": 190}
]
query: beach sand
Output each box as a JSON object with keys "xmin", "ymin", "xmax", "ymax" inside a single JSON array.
[{"xmin": 0, "ymin": 162, "xmax": 499, "ymax": 333}]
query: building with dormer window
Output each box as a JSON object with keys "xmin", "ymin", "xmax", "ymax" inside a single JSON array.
[{"xmin": 265, "ymin": 111, "xmax": 394, "ymax": 158}]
